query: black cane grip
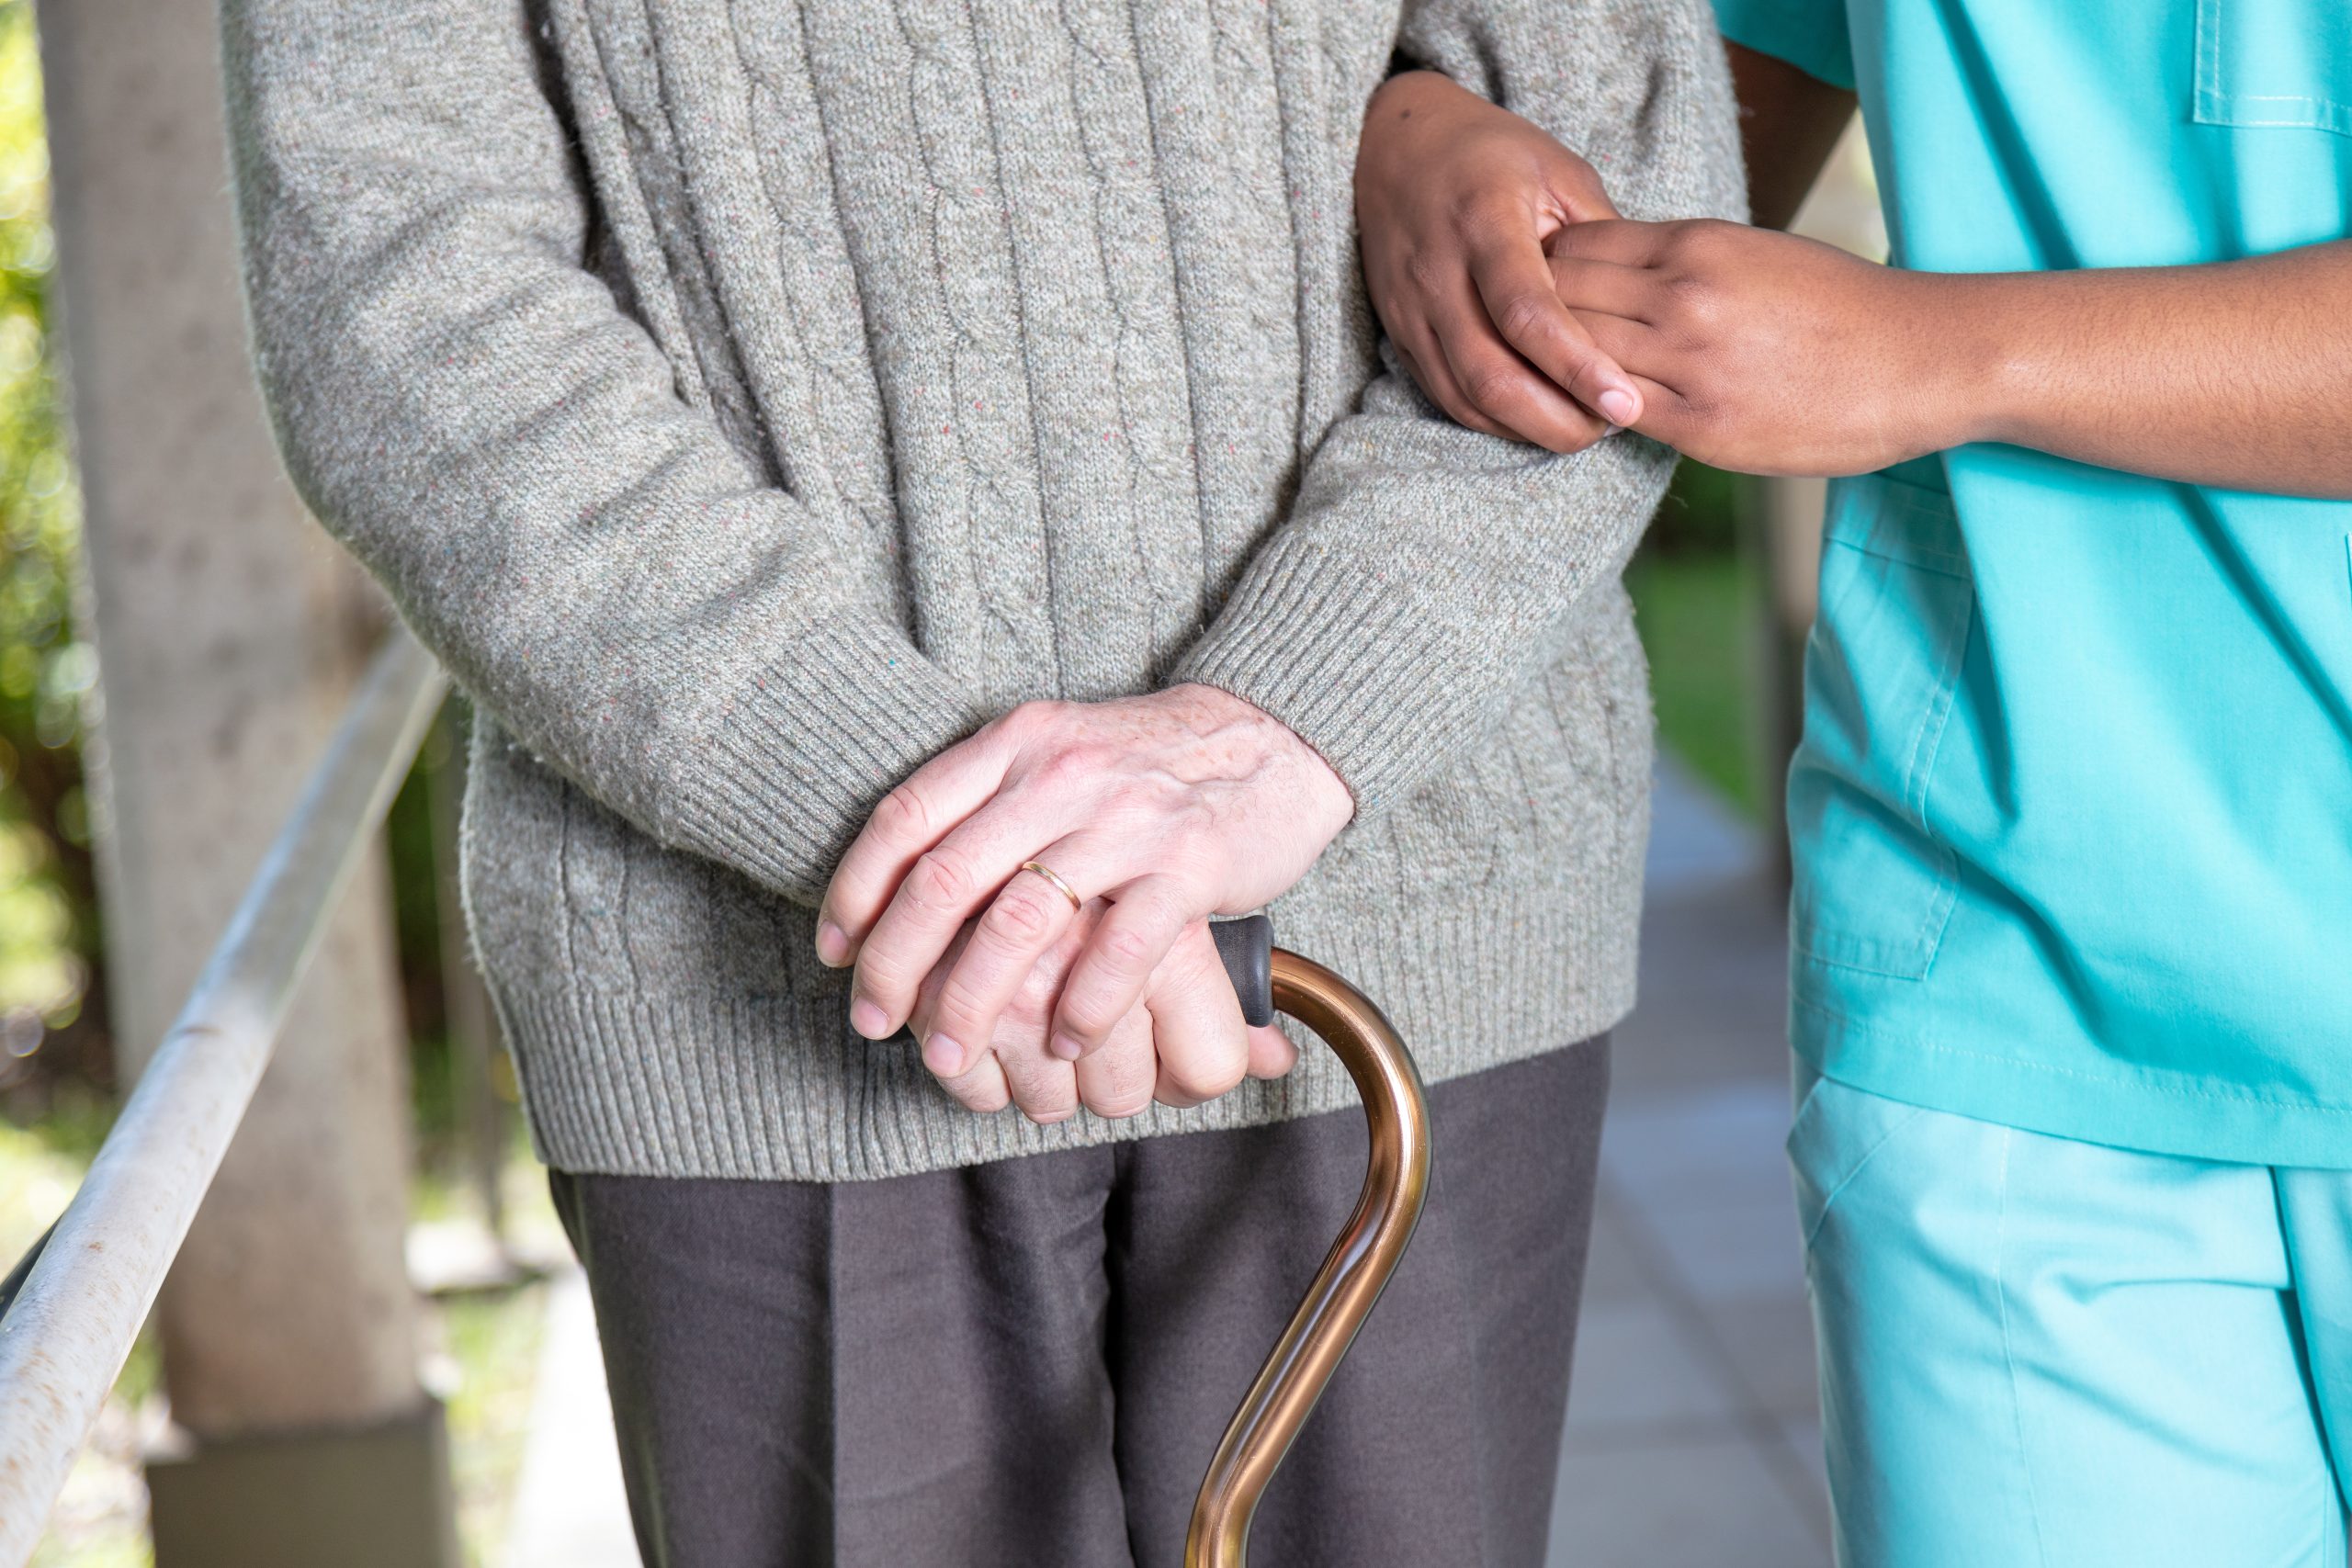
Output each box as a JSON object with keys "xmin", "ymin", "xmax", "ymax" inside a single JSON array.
[{"xmin": 1209, "ymin": 915, "xmax": 1276, "ymax": 1029}]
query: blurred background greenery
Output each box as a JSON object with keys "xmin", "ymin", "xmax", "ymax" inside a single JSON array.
[{"xmin": 0, "ymin": 0, "xmax": 1766, "ymax": 1556}]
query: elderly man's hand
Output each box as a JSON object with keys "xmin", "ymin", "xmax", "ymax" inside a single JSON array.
[
  {"xmin": 816, "ymin": 684, "xmax": 1351, "ymax": 1103},
  {"xmin": 905, "ymin": 901, "xmax": 1297, "ymax": 1123}
]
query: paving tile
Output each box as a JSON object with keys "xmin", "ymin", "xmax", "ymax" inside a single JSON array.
[
  {"xmin": 1602, "ymin": 1082, "xmax": 1799, "ymax": 1205},
  {"xmin": 1565, "ymin": 1299, "xmax": 1742, "ymax": 1435},
  {"xmin": 1777, "ymin": 1412, "xmax": 1833, "ymax": 1524},
  {"xmin": 1576, "ymin": 1193, "xmax": 1656, "ymax": 1309},
  {"xmin": 1644, "ymin": 767, "xmax": 1764, "ymax": 897},
  {"xmin": 1620, "ymin": 1190, "xmax": 1807, "ymax": 1309},
  {"xmin": 1549, "ymin": 1433, "xmax": 1827, "ymax": 1568},
  {"xmin": 506, "ymin": 1269, "xmax": 639, "ymax": 1568},
  {"xmin": 1701, "ymin": 1292, "xmax": 1822, "ymax": 1421}
]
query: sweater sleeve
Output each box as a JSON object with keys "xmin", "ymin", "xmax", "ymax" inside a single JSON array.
[
  {"xmin": 1170, "ymin": 0, "xmax": 1747, "ymax": 824},
  {"xmin": 219, "ymin": 0, "xmax": 981, "ymax": 906}
]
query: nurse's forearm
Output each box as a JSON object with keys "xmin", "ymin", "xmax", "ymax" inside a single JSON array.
[{"xmin": 1956, "ymin": 242, "xmax": 2352, "ymax": 498}]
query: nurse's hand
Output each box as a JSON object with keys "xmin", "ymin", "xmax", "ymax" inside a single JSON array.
[
  {"xmin": 1355, "ymin": 69, "xmax": 1641, "ymax": 451},
  {"xmin": 818, "ymin": 683, "xmax": 1351, "ymax": 1093},
  {"xmin": 905, "ymin": 901, "xmax": 1297, "ymax": 1123},
  {"xmin": 1546, "ymin": 218, "xmax": 1970, "ymax": 476}
]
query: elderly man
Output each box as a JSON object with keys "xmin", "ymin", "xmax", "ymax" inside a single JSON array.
[{"xmin": 220, "ymin": 2, "xmax": 1739, "ymax": 1562}]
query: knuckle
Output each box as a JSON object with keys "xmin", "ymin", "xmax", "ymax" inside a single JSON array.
[
  {"xmin": 1019, "ymin": 1089, "xmax": 1078, "ymax": 1125},
  {"xmin": 1013, "ymin": 962, "xmax": 1059, "ymax": 1016},
  {"xmin": 1099, "ymin": 923, "xmax": 1156, "ymax": 975},
  {"xmin": 1401, "ymin": 248, "xmax": 1452, "ymax": 298},
  {"xmin": 855, "ymin": 949, "xmax": 914, "ymax": 996},
  {"xmin": 1086, "ymin": 1056, "xmax": 1155, "ymax": 1120},
  {"xmin": 980, "ymin": 886, "xmax": 1056, "ymax": 948},
  {"xmin": 1450, "ymin": 196, "xmax": 1525, "ymax": 255},
  {"xmin": 944, "ymin": 1066, "xmax": 1009, "ymax": 1113},
  {"xmin": 1435, "ymin": 389, "xmax": 1482, "ymax": 428},
  {"xmin": 1460, "ymin": 357, "xmax": 1527, "ymax": 414},
  {"xmin": 1664, "ymin": 220, "xmax": 1722, "ymax": 265},
  {"xmin": 1492, "ymin": 290, "xmax": 1562, "ymax": 347},
  {"xmin": 1061, "ymin": 992, "xmax": 1122, "ymax": 1042},
  {"xmin": 1170, "ymin": 1049, "xmax": 1247, "ymax": 1102},
  {"xmin": 874, "ymin": 783, "xmax": 933, "ymax": 841},
  {"xmin": 1667, "ymin": 271, "xmax": 1719, "ymax": 321},
  {"xmin": 932, "ymin": 976, "xmax": 989, "ymax": 1032},
  {"xmin": 1030, "ymin": 745, "xmax": 1100, "ymax": 796},
  {"xmin": 906, "ymin": 847, "xmax": 976, "ymax": 910},
  {"xmin": 1560, "ymin": 155, "xmax": 1610, "ymax": 200}
]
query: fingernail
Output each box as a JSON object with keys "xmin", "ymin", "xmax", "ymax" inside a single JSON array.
[
  {"xmin": 922, "ymin": 1032, "xmax": 963, "ymax": 1075},
  {"xmin": 1049, "ymin": 1033, "xmax": 1084, "ymax": 1062},
  {"xmin": 1598, "ymin": 388, "xmax": 1638, "ymax": 424},
  {"xmin": 850, "ymin": 997, "xmax": 890, "ymax": 1039},
  {"xmin": 815, "ymin": 922, "xmax": 850, "ymax": 966}
]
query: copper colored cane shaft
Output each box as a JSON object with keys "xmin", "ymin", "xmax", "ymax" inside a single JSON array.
[{"xmin": 1183, "ymin": 949, "xmax": 1434, "ymax": 1568}]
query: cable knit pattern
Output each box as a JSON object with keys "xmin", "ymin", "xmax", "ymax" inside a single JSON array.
[{"xmin": 219, "ymin": 0, "xmax": 1744, "ymax": 1180}]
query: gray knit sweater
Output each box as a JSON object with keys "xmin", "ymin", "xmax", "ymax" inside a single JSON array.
[{"xmin": 220, "ymin": 0, "xmax": 1742, "ymax": 1181}]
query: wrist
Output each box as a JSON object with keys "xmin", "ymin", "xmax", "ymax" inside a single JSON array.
[
  {"xmin": 1163, "ymin": 682, "xmax": 1354, "ymax": 841},
  {"xmin": 1893, "ymin": 269, "xmax": 2013, "ymax": 454}
]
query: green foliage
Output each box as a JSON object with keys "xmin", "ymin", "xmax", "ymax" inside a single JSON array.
[
  {"xmin": 0, "ymin": 0, "xmax": 100, "ymax": 1105},
  {"xmin": 1627, "ymin": 459, "xmax": 1764, "ymax": 818},
  {"xmin": 1646, "ymin": 458, "xmax": 1749, "ymax": 556}
]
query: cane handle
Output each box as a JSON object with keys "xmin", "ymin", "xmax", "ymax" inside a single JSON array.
[{"xmin": 1189, "ymin": 926, "xmax": 1433, "ymax": 1568}]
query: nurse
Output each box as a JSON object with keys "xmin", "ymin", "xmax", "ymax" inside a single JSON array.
[{"xmin": 1352, "ymin": 5, "xmax": 2352, "ymax": 1564}]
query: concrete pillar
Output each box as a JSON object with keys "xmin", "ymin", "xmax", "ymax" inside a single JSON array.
[{"xmin": 34, "ymin": 0, "xmax": 455, "ymax": 1562}]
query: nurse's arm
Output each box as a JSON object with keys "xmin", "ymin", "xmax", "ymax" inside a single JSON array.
[
  {"xmin": 1352, "ymin": 51, "xmax": 1854, "ymax": 453},
  {"xmin": 1943, "ymin": 243, "xmax": 2352, "ymax": 498},
  {"xmin": 1544, "ymin": 220, "xmax": 2352, "ymax": 499}
]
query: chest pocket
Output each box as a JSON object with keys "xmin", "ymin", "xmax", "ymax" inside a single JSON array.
[
  {"xmin": 1788, "ymin": 470, "xmax": 1974, "ymax": 982},
  {"xmin": 2195, "ymin": 0, "xmax": 2352, "ymax": 136}
]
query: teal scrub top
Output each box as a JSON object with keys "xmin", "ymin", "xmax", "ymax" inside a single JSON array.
[{"xmin": 1713, "ymin": 0, "xmax": 2352, "ymax": 1165}]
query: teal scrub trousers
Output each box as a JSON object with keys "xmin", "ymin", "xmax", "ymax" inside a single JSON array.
[{"xmin": 1792, "ymin": 1070, "xmax": 2352, "ymax": 1567}]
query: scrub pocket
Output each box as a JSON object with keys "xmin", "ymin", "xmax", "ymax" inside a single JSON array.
[
  {"xmin": 2194, "ymin": 0, "xmax": 2352, "ymax": 137},
  {"xmin": 1788, "ymin": 470, "xmax": 1973, "ymax": 981},
  {"xmin": 1785, "ymin": 1072, "xmax": 1928, "ymax": 1250}
]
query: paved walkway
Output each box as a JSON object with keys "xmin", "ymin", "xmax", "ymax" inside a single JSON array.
[
  {"xmin": 506, "ymin": 764, "xmax": 1829, "ymax": 1567},
  {"xmin": 1547, "ymin": 766, "xmax": 1829, "ymax": 1565}
]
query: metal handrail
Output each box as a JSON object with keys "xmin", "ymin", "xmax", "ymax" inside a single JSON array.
[{"xmin": 0, "ymin": 629, "xmax": 446, "ymax": 1564}]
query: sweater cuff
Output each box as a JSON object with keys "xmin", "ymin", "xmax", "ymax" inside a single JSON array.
[
  {"xmin": 660, "ymin": 620, "xmax": 982, "ymax": 902},
  {"xmin": 1171, "ymin": 538, "xmax": 1505, "ymax": 824}
]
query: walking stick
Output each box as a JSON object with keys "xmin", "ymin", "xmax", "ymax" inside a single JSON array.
[{"xmin": 1192, "ymin": 917, "xmax": 1433, "ymax": 1568}]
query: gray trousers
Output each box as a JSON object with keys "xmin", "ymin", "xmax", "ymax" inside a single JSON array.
[{"xmin": 551, "ymin": 1038, "xmax": 1609, "ymax": 1568}]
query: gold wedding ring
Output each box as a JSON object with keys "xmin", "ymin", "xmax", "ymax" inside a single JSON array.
[{"xmin": 1019, "ymin": 860, "xmax": 1083, "ymax": 912}]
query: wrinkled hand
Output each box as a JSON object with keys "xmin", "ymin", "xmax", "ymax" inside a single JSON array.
[
  {"xmin": 1355, "ymin": 69, "xmax": 1641, "ymax": 452},
  {"xmin": 817, "ymin": 684, "xmax": 1352, "ymax": 1114},
  {"xmin": 905, "ymin": 901, "xmax": 1297, "ymax": 1122},
  {"xmin": 1548, "ymin": 218, "xmax": 1960, "ymax": 476}
]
